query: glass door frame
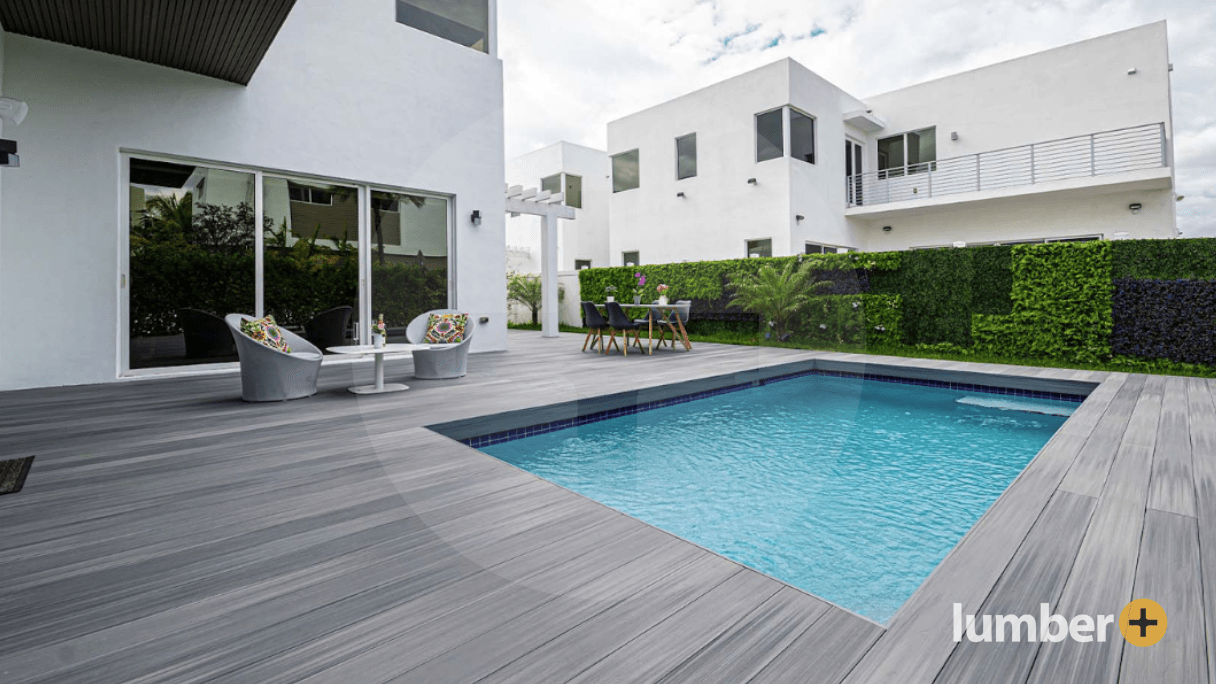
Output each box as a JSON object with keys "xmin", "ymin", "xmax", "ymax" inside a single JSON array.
[{"xmin": 118, "ymin": 150, "xmax": 456, "ymax": 376}]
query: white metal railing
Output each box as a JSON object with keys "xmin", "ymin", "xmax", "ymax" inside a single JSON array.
[{"xmin": 845, "ymin": 122, "xmax": 1167, "ymax": 207}]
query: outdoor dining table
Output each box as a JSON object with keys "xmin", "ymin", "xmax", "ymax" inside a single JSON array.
[{"xmin": 598, "ymin": 302, "xmax": 693, "ymax": 354}]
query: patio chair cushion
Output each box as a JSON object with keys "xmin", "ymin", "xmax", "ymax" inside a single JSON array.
[
  {"xmin": 424, "ymin": 313, "xmax": 468, "ymax": 344},
  {"xmin": 239, "ymin": 315, "xmax": 293, "ymax": 353}
]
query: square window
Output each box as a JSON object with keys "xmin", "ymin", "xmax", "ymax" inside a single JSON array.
[
  {"xmin": 676, "ymin": 133, "xmax": 697, "ymax": 180},
  {"xmin": 747, "ymin": 239, "xmax": 772, "ymax": 258},
  {"xmin": 612, "ymin": 150, "xmax": 640, "ymax": 193},
  {"xmin": 756, "ymin": 110, "xmax": 783, "ymax": 162},
  {"xmin": 623, "ymin": 251, "xmax": 640, "ymax": 266},
  {"xmin": 565, "ymin": 174, "xmax": 583, "ymax": 209},
  {"xmin": 575, "ymin": 259, "xmax": 592, "ymax": 270}
]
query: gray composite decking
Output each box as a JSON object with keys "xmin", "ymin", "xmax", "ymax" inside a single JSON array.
[{"xmin": 0, "ymin": 330, "xmax": 1207, "ymax": 683}]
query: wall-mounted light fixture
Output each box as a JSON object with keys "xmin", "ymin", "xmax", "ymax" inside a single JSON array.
[
  {"xmin": 1128, "ymin": 203, "xmax": 1142, "ymax": 215},
  {"xmin": 950, "ymin": 131, "xmax": 959, "ymax": 141},
  {"xmin": 676, "ymin": 192, "xmax": 685, "ymax": 198},
  {"xmin": 747, "ymin": 178, "xmax": 758, "ymax": 185},
  {"xmin": 0, "ymin": 98, "xmax": 28, "ymax": 126},
  {"xmin": 471, "ymin": 209, "xmax": 482, "ymax": 226},
  {"xmin": 795, "ymin": 215, "xmax": 805, "ymax": 223},
  {"xmin": 953, "ymin": 241, "xmax": 967, "ymax": 248},
  {"xmin": 0, "ymin": 139, "xmax": 18, "ymax": 168},
  {"xmin": 1127, "ymin": 67, "xmax": 1138, "ymax": 75},
  {"xmin": 882, "ymin": 225, "xmax": 893, "ymax": 232}
]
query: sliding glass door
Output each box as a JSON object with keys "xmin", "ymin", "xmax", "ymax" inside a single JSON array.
[
  {"xmin": 369, "ymin": 190, "xmax": 450, "ymax": 342},
  {"xmin": 125, "ymin": 154, "xmax": 454, "ymax": 372},
  {"xmin": 262, "ymin": 176, "xmax": 361, "ymax": 348},
  {"xmin": 128, "ymin": 158, "xmax": 255, "ymax": 368}
]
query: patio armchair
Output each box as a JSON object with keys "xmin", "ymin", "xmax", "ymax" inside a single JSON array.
[
  {"xmin": 581, "ymin": 301, "xmax": 610, "ymax": 353},
  {"xmin": 406, "ymin": 309, "xmax": 474, "ymax": 379},
  {"xmin": 224, "ymin": 314, "xmax": 323, "ymax": 402},
  {"xmin": 603, "ymin": 301, "xmax": 644, "ymax": 356},
  {"xmin": 179, "ymin": 308, "xmax": 237, "ymax": 359},
  {"xmin": 303, "ymin": 306, "xmax": 353, "ymax": 352}
]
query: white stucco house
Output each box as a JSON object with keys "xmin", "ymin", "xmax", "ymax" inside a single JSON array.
[
  {"xmin": 516, "ymin": 22, "xmax": 1177, "ymax": 269},
  {"xmin": 0, "ymin": 0, "xmax": 507, "ymax": 391}
]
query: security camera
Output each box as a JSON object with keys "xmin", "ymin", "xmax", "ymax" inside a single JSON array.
[{"xmin": 0, "ymin": 98, "xmax": 28, "ymax": 126}]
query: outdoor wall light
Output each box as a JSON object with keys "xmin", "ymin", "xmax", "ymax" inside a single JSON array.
[
  {"xmin": 471, "ymin": 209, "xmax": 482, "ymax": 226},
  {"xmin": 1127, "ymin": 67, "xmax": 1138, "ymax": 75},
  {"xmin": 747, "ymin": 178, "xmax": 758, "ymax": 185},
  {"xmin": 0, "ymin": 97, "xmax": 28, "ymax": 126},
  {"xmin": 882, "ymin": 225, "xmax": 893, "ymax": 232},
  {"xmin": 795, "ymin": 215, "xmax": 805, "ymax": 222},
  {"xmin": 676, "ymin": 192, "xmax": 685, "ymax": 198},
  {"xmin": 950, "ymin": 131, "xmax": 959, "ymax": 141},
  {"xmin": 479, "ymin": 316, "xmax": 489, "ymax": 324},
  {"xmin": 1129, "ymin": 203, "xmax": 1142, "ymax": 214}
]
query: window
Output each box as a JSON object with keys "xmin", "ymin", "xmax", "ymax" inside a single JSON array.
[
  {"xmin": 789, "ymin": 109, "xmax": 815, "ymax": 164},
  {"xmin": 288, "ymin": 182, "xmax": 333, "ymax": 205},
  {"xmin": 395, "ymin": 0, "xmax": 489, "ymax": 53},
  {"xmin": 565, "ymin": 174, "xmax": 583, "ymax": 209},
  {"xmin": 612, "ymin": 150, "xmax": 640, "ymax": 193},
  {"xmin": 805, "ymin": 242, "xmax": 852, "ymax": 254},
  {"xmin": 575, "ymin": 259, "xmax": 592, "ymax": 270},
  {"xmin": 676, "ymin": 133, "xmax": 697, "ymax": 180},
  {"xmin": 878, "ymin": 127, "xmax": 936, "ymax": 177},
  {"xmin": 540, "ymin": 174, "xmax": 562, "ymax": 195},
  {"xmin": 756, "ymin": 110, "xmax": 783, "ymax": 162},
  {"xmin": 747, "ymin": 239, "xmax": 773, "ymax": 258},
  {"xmin": 622, "ymin": 251, "xmax": 640, "ymax": 266}
]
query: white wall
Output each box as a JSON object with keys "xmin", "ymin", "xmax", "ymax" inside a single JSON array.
[
  {"xmin": 854, "ymin": 185, "xmax": 1176, "ymax": 251},
  {"xmin": 0, "ymin": 0, "xmax": 506, "ymax": 390},
  {"xmin": 607, "ymin": 60, "xmax": 794, "ymax": 266},
  {"xmin": 505, "ymin": 141, "xmax": 609, "ymax": 271}
]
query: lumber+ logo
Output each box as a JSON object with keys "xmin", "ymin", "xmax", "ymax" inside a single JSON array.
[{"xmin": 952, "ymin": 600, "xmax": 1167, "ymax": 646}]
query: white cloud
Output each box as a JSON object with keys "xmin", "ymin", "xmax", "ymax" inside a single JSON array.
[{"xmin": 500, "ymin": 0, "xmax": 1215, "ymax": 235}]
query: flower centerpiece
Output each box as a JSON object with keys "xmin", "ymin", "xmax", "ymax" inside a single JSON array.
[
  {"xmin": 633, "ymin": 272, "xmax": 647, "ymax": 304},
  {"xmin": 371, "ymin": 313, "xmax": 387, "ymax": 348},
  {"xmin": 605, "ymin": 284, "xmax": 618, "ymax": 303},
  {"xmin": 656, "ymin": 283, "xmax": 670, "ymax": 306}
]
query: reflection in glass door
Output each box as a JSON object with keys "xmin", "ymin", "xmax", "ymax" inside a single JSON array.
[
  {"xmin": 128, "ymin": 158, "xmax": 255, "ymax": 368},
  {"xmin": 262, "ymin": 177, "xmax": 360, "ymax": 351},
  {"xmin": 846, "ymin": 139, "xmax": 864, "ymax": 206},
  {"xmin": 370, "ymin": 190, "xmax": 450, "ymax": 342}
]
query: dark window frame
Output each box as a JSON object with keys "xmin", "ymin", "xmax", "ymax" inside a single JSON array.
[{"xmin": 676, "ymin": 133, "xmax": 697, "ymax": 180}]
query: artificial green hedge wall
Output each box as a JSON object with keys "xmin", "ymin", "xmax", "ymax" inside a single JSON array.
[
  {"xmin": 1112, "ymin": 238, "xmax": 1216, "ymax": 280},
  {"xmin": 973, "ymin": 242, "xmax": 1113, "ymax": 363}
]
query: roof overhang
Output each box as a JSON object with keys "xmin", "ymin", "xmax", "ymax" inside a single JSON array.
[
  {"xmin": 0, "ymin": 0, "xmax": 297, "ymax": 85},
  {"xmin": 843, "ymin": 108, "xmax": 887, "ymax": 133}
]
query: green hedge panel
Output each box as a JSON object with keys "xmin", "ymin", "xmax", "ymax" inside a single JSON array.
[{"xmin": 1112, "ymin": 238, "xmax": 1216, "ymax": 280}]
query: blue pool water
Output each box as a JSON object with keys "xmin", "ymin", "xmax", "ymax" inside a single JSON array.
[{"xmin": 480, "ymin": 375, "xmax": 1074, "ymax": 624}]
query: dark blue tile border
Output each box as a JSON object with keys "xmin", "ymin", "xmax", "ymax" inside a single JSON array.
[{"xmin": 460, "ymin": 370, "xmax": 1088, "ymax": 449}]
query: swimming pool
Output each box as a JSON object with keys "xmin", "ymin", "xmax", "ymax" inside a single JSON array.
[{"xmin": 478, "ymin": 373, "xmax": 1078, "ymax": 624}]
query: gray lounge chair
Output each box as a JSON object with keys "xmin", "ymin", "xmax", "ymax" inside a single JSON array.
[
  {"xmin": 225, "ymin": 314, "xmax": 323, "ymax": 402},
  {"xmin": 406, "ymin": 309, "xmax": 474, "ymax": 379}
]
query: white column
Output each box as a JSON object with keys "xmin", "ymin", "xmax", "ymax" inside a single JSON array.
[{"xmin": 541, "ymin": 210, "xmax": 559, "ymax": 337}]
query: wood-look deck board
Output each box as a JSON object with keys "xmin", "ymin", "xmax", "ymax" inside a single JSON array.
[{"xmin": 0, "ymin": 331, "xmax": 1199, "ymax": 684}]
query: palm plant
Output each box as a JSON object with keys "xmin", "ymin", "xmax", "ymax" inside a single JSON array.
[
  {"xmin": 729, "ymin": 260, "xmax": 832, "ymax": 338},
  {"xmin": 507, "ymin": 271, "xmax": 563, "ymax": 325}
]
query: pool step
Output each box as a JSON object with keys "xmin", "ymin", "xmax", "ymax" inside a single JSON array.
[{"xmin": 956, "ymin": 395, "xmax": 1076, "ymax": 417}]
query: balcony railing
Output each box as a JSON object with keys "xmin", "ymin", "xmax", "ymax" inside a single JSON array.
[{"xmin": 846, "ymin": 122, "xmax": 1167, "ymax": 208}]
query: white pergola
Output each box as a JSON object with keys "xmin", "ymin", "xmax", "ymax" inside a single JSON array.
[{"xmin": 505, "ymin": 184, "xmax": 577, "ymax": 338}]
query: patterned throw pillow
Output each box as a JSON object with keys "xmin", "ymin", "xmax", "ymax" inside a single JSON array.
[
  {"xmin": 239, "ymin": 315, "xmax": 292, "ymax": 353},
  {"xmin": 425, "ymin": 313, "xmax": 468, "ymax": 344}
]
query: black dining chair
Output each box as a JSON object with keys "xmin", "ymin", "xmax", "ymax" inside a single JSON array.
[
  {"xmin": 581, "ymin": 301, "xmax": 610, "ymax": 353},
  {"xmin": 655, "ymin": 300, "xmax": 692, "ymax": 350},
  {"xmin": 604, "ymin": 301, "xmax": 644, "ymax": 356}
]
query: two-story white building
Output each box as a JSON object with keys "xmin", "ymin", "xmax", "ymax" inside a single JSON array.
[
  {"xmin": 516, "ymin": 22, "xmax": 1177, "ymax": 268},
  {"xmin": 0, "ymin": 0, "xmax": 508, "ymax": 390}
]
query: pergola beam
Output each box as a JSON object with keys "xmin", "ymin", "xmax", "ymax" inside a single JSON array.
[{"xmin": 505, "ymin": 187, "xmax": 578, "ymax": 338}]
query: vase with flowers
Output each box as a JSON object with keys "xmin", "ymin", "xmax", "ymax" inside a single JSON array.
[
  {"xmin": 604, "ymin": 285, "xmax": 617, "ymax": 303},
  {"xmin": 656, "ymin": 283, "xmax": 670, "ymax": 306},
  {"xmin": 371, "ymin": 314, "xmax": 387, "ymax": 348},
  {"xmin": 633, "ymin": 272, "xmax": 647, "ymax": 305}
]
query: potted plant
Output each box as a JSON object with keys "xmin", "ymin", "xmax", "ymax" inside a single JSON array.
[
  {"xmin": 633, "ymin": 272, "xmax": 647, "ymax": 305},
  {"xmin": 371, "ymin": 313, "xmax": 387, "ymax": 348},
  {"xmin": 656, "ymin": 283, "xmax": 670, "ymax": 306},
  {"xmin": 605, "ymin": 285, "xmax": 618, "ymax": 303}
]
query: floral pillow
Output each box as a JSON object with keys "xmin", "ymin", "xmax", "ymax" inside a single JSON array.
[
  {"xmin": 239, "ymin": 315, "xmax": 292, "ymax": 353},
  {"xmin": 425, "ymin": 313, "xmax": 468, "ymax": 344}
]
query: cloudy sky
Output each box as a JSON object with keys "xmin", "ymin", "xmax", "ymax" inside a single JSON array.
[{"xmin": 499, "ymin": 0, "xmax": 1215, "ymax": 236}]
